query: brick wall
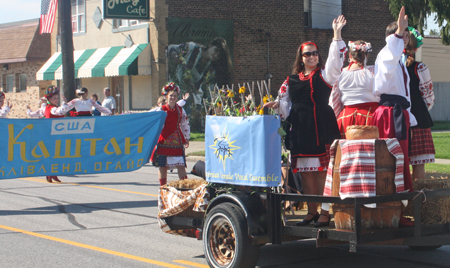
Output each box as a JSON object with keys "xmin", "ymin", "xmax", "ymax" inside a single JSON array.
[
  {"xmin": 167, "ymin": 0, "xmax": 393, "ymax": 95},
  {"xmin": 1, "ymin": 61, "xmax": 52, "ymax": 118}
]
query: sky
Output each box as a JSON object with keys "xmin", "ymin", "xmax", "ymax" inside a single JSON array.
[
  {"xmin": 0, "ymin": 0, "xmax": 41, "ymax": 24},
  {"xmin": 0, "ymin": 0, "xmax": 441, "ymax": 34}
]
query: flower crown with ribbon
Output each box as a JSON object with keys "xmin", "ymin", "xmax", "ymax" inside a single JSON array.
[
  {"xmin": 161, "ymin": 82, "xmax": 180, "ymax": 96},
  {"xmin": 348, "ymin": 41, "xmax": 372, "ymax": 52},
  {"xmin": 44, "ymin": 86, "xmax": 59, "ymax": 99},
  {"xmin": 408, "ymin": 26, "xmax": 424, "ymax": 49}
]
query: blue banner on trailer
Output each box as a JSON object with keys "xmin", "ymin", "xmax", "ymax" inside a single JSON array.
[
  {"xmin": 0, "ymin": 112, "xmax": 166, "ymax": 179},
  {"xmin": 205, "ymin": 115, "xmax": 282, "ymax": 187}
]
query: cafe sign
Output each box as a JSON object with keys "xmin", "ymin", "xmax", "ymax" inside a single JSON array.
[{"xmin": 103, "ymin": 0, "xmax": 150, "ymax": 20}]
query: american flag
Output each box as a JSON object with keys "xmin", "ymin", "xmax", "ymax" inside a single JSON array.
[{"xmin": 40, "ymin": 0, "xmax": 58, "ymax": 34}]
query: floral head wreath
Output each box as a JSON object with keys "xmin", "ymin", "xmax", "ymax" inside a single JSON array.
[
  {"xmin": 44, "ymin": 86, "xmax": 59, "ymax": 99},
  {"xmin": 161, "ymin": 82, "xmax": 180, "ymax": 96},
  {"xmin": 348, "ymin": 41, "xmax": 372, "ymax": 52},
  {"xmin": 408, "ymin": 26, "xmax": 424, "ymax": 49}
]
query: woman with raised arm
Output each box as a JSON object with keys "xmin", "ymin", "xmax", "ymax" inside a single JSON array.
[
  {"xmin": 264, "ymin": 15, "xmax": 347, "ymax": 227},
  {"xmin": 329, "ymin": 40, "xmax": 379, "ymax": 138}
]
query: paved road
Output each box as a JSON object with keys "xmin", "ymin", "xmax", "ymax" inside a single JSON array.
[{"xmin": 1, "ymin": 163, "xmax": 449, "ymax": 268}]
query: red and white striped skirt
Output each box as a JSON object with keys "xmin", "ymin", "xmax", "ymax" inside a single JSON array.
[{"xmin": 409, "ymin": 127, "xmax": 435, "ymax": 165}]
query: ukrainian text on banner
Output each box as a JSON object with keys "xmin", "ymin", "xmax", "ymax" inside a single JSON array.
[
  {"xmin": 205, "ymin": 115, "xmax": 281, "ymax": 187},
  {"xmin": 0, "ymin": 112, "xmax": 166, "ymax": 179}
]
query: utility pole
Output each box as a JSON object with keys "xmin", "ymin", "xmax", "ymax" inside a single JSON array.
[{"xmin": 58, "ymin": 0, "xmax": 75, "ymax": 102}]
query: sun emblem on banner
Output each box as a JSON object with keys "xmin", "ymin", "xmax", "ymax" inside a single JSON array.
[{"xmin": 209, "ymin": 129, "xmax": 241, "ymax": 171}]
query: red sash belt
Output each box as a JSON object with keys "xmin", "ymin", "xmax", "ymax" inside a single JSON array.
[{"xmin": 70, "ymin": 111, "xmax": 91, "ymax": 117}]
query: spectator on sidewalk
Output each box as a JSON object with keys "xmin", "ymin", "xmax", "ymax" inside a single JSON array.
[
  {"xmin": 102, "ymin": 87, "xmax": 116, "ymax": 116},
  {"xmin": 90, "ymin": 93, "xmax": 102, "ymax": 116}
]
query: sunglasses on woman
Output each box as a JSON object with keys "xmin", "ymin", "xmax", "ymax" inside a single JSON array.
[{"xmin": 302, "ymin": 51, "xmax": 319, "ymax": 57}]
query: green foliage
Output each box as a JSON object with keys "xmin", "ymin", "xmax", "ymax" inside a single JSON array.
[
  {"xmin": 425, "ymin": 163, "xmax": 450, "ymax": 174},
  {"xmin": 431, "ymin": 121, "xmax": 450, "ymax": 131},
  {"xmin": 190, "ymin": 132, "xmax": 205, "ymax": 141},
  {"xmin": 384, "ymin": 0, "xmax": 450, "ymax": 45},
  {"xmin": 429, "ymin": 28, "xmax": 440, "ymax": 36},
  {"xmin": 186, "ymin": 150, "xmax": 205, "ymax": 157},
  {"xmin": 432, "ymin": 132, "xmax": 450, "ymax": 159},
  {"xmin": 428, "ymin": 0, "xmax": 450, "ymax": 45}
]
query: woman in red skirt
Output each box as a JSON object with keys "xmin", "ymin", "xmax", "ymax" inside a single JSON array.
[
  {"xmin": 329, "ymin": 40, "xmax": 379, "ymax": 138},
  {"xmin": 404, "ymin": 28, "xmax": 435, "ymax": 180},
  {"xmin": 151, "ymin": 82, "xmax": 190, "ymax": 186},
  {"xmin": 27, "ymin": 86, "xmax": 68, "ymax": 182}
]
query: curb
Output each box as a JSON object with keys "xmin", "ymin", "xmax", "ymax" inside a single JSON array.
[{"xmin": 434, "ymin": 159, "xmax": 450, "ymax": 165}]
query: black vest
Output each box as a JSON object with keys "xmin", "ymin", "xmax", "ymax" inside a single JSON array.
[{"xmin": 407, "ymin": 62, "xmax": 433, "ymax": 128}]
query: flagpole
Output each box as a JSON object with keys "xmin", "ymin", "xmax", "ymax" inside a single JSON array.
[{"xmin": 58, "ymin": 0, "xmax": 76, "ymax": 104}]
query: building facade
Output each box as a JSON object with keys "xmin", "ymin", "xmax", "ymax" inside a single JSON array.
[
  {"xmin": 36, "ymin": 0, "xmax": 394, "ymax": 124},
  {"xmin": 420, "ymin": 37, "xmax": 450, "ymax": 121},
  {"xmin": 0, "ymin": 19, "xmax": 52, "ymax": 118}
]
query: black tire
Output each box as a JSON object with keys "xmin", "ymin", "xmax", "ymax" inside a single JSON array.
[
  {"xmin": 408, "ymin": 245, "xmax": 442, "ymax": 250},
  {"xmin": 203, "ymin": 203, "xmax": 260, "ymax": 268}
]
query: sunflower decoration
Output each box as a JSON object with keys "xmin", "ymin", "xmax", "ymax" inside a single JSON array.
[
  {"xmin": 238, "ymin": 86, "xmax": 246, "ymax": 94},
  {"xmin": 226, "ymin": 90, "xmax": 234, "ymax": 98}
]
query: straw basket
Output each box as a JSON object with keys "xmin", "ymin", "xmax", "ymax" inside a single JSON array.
[{"xmin": 403, "ymin": 174, "xmax": 450, "ymax": 225}]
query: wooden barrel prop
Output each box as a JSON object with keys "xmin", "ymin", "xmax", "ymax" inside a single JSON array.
[{"xmin": 331, "ymin": 140, "xmax": 402, "ymax": 230}]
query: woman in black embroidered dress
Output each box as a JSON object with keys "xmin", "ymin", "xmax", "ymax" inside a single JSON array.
[
  {"xmin": 404, "ymin": 28, "xmax": 435, "ymax": 180},
  {"xmin": 265, "ymin": 15, "xmax": 347, "ymax": 227}
]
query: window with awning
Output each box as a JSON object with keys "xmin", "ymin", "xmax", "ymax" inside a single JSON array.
[{"xmin": 36, "ymin": 43, "xmax": 150, "ymax": 81}]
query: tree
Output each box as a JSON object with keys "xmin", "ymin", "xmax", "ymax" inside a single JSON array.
[
  {"xmin": 384, "ymin": 0, "xmax": 450, "ymax": 45},
  {"xmin": 429, "ymin": 29, "xmax": 439, "ymax": 36}
]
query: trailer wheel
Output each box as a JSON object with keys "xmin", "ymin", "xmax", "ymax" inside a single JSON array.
[
  {"xmin": 408, "ymin": 245, "xmax": 442, "ymax": 250},
  {"xmin": 203, "ymin": 203, "xmax": 260, "ymax": 268}
]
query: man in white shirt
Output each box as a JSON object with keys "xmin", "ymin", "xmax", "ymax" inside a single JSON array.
[{"xmin": 101, "ymin": 87, "xmax": 116, "ymax": 116}]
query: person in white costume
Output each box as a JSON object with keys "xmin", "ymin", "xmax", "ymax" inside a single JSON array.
[{"xmin": 0, "ymin": 92, "xmax": 12, "ymax": 118}]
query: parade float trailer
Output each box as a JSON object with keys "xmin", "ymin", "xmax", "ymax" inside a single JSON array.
[{"xmin": 158, "ymin": 105, "xmax": 450, "ymax": 268}]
